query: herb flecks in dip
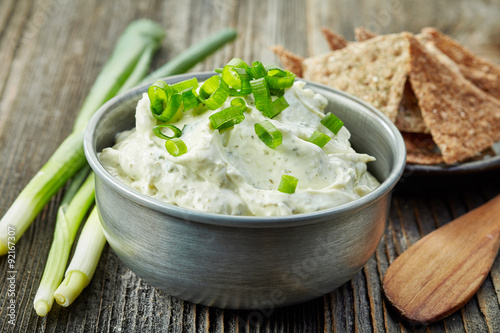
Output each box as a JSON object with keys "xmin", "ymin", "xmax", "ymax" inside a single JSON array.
[{"xmin": 99, "ymin": 60, "xmax": 380, "ymax": 216}]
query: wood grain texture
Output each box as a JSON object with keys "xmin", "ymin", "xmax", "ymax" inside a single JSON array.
[
  {"xmin": 383, "ymin": 195, "xmax": 500, "ymax": 323},
  {"xmin": 1, "ymin": 0, "xmax": 500, "ymax": 332}
]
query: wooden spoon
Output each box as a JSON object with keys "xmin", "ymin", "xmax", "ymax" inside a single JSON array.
[{"xmin": 383, "ymin": 194, "xmax": 500, "ymax": 323}]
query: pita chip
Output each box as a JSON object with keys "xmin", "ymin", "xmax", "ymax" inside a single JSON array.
[
  {"xmin": 355, "ymin": 27, "xmax": 378, "ymax": 41},
  {"xmin": 302, "ymin": 32, "xmax": 412, "ymax": 122},
  {"xmin": 407, "ymin": 35, "xmax": 500, "ymax": 164},
  {"xmin": 270, "ymin": 45, "xmax": 304, "ymax": 77},
  {"xmin": 403, "ymin": 132, "xmax": 444, "ymax": 165},
  {"xmin": 395, "ymin": 80, "xmax": 430, "ymax": 134},
  {"xmin": 321, "ymin": 27, "xmax": 349, "ymax": 51},
  {"xmin": 420, "ymin": 27, "xmax": 500, "ymax": 99}
]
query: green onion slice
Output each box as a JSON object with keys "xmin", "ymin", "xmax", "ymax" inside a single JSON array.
[
  {"xmin": 181, "ymin": 88, "xmax": 199, "ymax": 110},
  {"xmin": 153, "ymin": 93, "xmax": 182, "ymax": 122},
  {"xmin": 231, "ymin": 97, "xmax": 247, "ymax": 112},
  {"xmin": 250, "ymin": 78, "xmax": 271, "ymax": 111},
  {"xmin": 266, "ymin": 67, "xmax": 295, "ymax": 89},
  {"xmin": 199, "ymin": 75, "xmax": 230, "ymax": 110},
  {"xmin": 171, "ymin": 77, "xmax": 198, "ymax": 93},
  {"xmin": 262, "ymin": 96, "xmax": 289, "ymax": 118},
  {"xmin": 222, "ymin": 58, "xmax": 249, "ymax": 89},
  {"xmin": 148, "ymin": 80, "xmax": 171, "ymax": 115},
  {"xmin": 165, "ymin": 138, "xmax": 187, "ymax": 157},
  {"xmin": 209, "ymin": 106, "xmax": 245, "ymax": 130},
  {"xmin": 152, "ymin": 124, "xmax": 183, "ymax": 140},
  {"xmin": 321, "ymin": 113, "xmax": 344, "ymax": 135},
  {"xmin": 307, "ymin": 131, "xmax": 331, "ymax": 148},
  {"xmin": 255, "ymin": 120, "xmax": 282, "ymax": 149},
  {"xmin": 278, "ymin": 175, "xmax": 298, "ymax": 194},
  {"xmin": 269, "ymin": 88, "xmax": 285, "ymax": 97},
  {"xmin": 248, "ymin": 61, "xmax": 267, "ymax": 79}
]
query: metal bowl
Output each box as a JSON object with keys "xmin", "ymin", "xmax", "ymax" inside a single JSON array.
[{"xmin": 84, "ymin": 72, "xmax": 406, "ymax": 310}]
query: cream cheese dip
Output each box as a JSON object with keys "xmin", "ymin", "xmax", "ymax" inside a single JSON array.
[{"xmin": 99, "ymin": 80, "xmax": 380, "ymax": 216}]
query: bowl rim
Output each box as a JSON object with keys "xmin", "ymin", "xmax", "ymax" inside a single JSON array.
[{"xmin": 84, "ymin": 72, "xmax": 406, "ymax": 228}]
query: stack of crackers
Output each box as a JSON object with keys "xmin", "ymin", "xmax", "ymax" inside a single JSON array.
[{"xmin": 272, "ymin": 27, "xmax": 500, "ymax": 165}]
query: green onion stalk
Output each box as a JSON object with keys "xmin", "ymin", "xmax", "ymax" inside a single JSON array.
[
  {"xmin": 0, "ymin": 22, "xmax": 237, "ymax": 256},
  {"xmin": 53, "ymin": 206, "xmax": 106, "ymax": 308},
  {"xmin": 0, "ymin": 19, "xmax": 165, "ymax": 255},
  {"xmin": 34, "ymin": 169, "xmax": 95, "ymax": 316},
  {"xmin": 3, "ymin": 23, "xmax": 235, "ymax": 314}
]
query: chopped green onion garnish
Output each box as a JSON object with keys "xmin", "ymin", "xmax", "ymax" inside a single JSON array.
[
  {"xmin": 307, "ymin": 131, "xmax": 331, "ymax": 148},
  {"xmin": 171, "ymin": 77, "xmax": 198, "ymax": 93},
  {"xmin": 255, "ymin": 120, "xmax": 282, "ymax": 149},
  {"xmin": 250, "ymin": 78, "xmax": 271, "ymax": 112},
  {"xmin": 231, "ymin": 97, "xmax": 247, "ymax": 111},
  {"xmin": 181, "ymin": 88, "xmax": 199, "ymax": 110},
  {"xmin": 153, "ymin": 93, "xmax": 183, "ymax": 122},
  {"xmin": 269, "ymin": 88, "xmax": 285, "ymax": 97},
  {"xmin": 165, "ymin": 138, "xmax": 187, "ymax": 157},
  {"xmin": 152, "ymin": 124, "xmax": 183, "ymax": 140},
  {"xmin": 262, "ymin": 96, "xmax": 289, "ymax": 118},
  {"xmin": 209, "ymin": 106, "xmax": 245, "ymax": 130},
  {"xmin": 321, "ymin": 113, "xmax": 344, "ymax": 135},
  {"xmin": 278, "ymin": 175, "xmax": 298, "ymax": 194},
  {"xmin": 266, "ymin": 67, "xmax": 295, "ymax": 89},
  {"xmin": 148, "ymin": 80, "xmax": 171, "ymax": 116},
  {"xmin": 199, "ymin": 75, "xmax": 230, "ymax": 110},
  {"xmin": 248, "ymin": 61, "xmax": 267, "ymax": 79},
  {"xmin": 222, "ymin": 58, "xmax": 249, "ymax": 90}
]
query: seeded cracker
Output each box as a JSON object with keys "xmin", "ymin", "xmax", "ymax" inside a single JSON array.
[
  {"xmin": 421, "ymin": 27, "xmax": 500, "ymax": 99},
  {"xmin": 354, "ymin": 27, "xmax": 378, "ymax": 42},
  {"xmin": 302, "ymin": 32, "xmax": 411, "ymax": 123},
  {"xmin": 407, "ymin": 35, "xmax": 500, "ymax": 164},
  {"xmin": 403, "ymin": 132, "xmax": 444, "ymax": 164},
  {"xmin": 321, "ymin": 27, "xmax": 349, "ymax": 51},
  {"xmin": 270, "ymin": 45, "xmax": 304, "ymax": 77}
]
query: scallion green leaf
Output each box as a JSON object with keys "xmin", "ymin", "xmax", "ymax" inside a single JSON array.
[
  {"xmin": 148, "ymin": 80, "xmax": 171, "ymax": 115},
  {"xmin": 266, "ymin": 67, "xmax": 295, "ymax": 89},
  {"xmin": 222, "ymin": 58, "xmax": 249, "ymax": 89},
  {"xmin": 153, "ymin": 93, "xmax": 183, "ymax": 122},
  {"xmin": 171, "ymin": 77, "xmax": 198, "ymax": 93},
  {"xmin": 255, "ymin": 120, "xmax": 282, "ymax": 149},
  {"xmin": 181, "ymin": 88, "xmax": 200, "ymax": 110},
  {"xmin": 209, "ymin": 106, "xmax": 245, "ymax": 130},
  {"xmin": 278, "ymin": 175, "xmax": 298, "ymax": 194},
  {"xmin": 231, "ymin": 97, "xmax": 247, "ymax": 112},
  {"xmin": 199, "ymin": 75, "xmax": 230, "ymax": 110},
  {"xmin": 262, "ymin": 96, "xmax": 289, "ymax": 118},
  {"xmin": 152, "ymin": 124, "xmax": 183, "ymax": 140},
  {"xmin": 250, "ymin": 78, "xmax": 271, "ymax": 112},
  {"xmin": 321, "ymin": 113, "xmax": 344, "ymax": 135},
  {"xmin": 165, "ymin": 138, "xmax": 188, "ymax": 157},
  {"xmin": 248, "ymin": 61, "xmax": 267, "ymax": 79},
  {"xmin": 307, "ymin": 131, "xmax": 331, "ymax": 148}
]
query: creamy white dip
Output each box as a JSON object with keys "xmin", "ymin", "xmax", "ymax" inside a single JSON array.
[{"xmin": 99, "ymin": 81, "xmax": 380, "ymax": 216}]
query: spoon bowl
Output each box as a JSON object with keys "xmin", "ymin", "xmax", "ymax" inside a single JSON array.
[{"xmin": 383, "ymin": 194, "xmax": 500, "ymax": 323}]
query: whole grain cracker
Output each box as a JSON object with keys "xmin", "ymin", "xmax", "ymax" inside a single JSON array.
[
  {"xmin": 321, "ymin": 27, "xmax": 349, "ymax": 51},
  {"xmin": 407, "ymin": 35, "xmax": 500, "ymax": 164},
  {"xmin": 302, "ymin": 32, "xmax": 412, "ymax": 122},
  {"xmin": 354, "ymin": 27, "xmax": 378, "ymax": 42},
  {"xmin": 403, "ymin": 132, "xmax": 444, "ymax": 165},
  {"xmin": 269, "ymin": 45, "xmax": 304, "ymax": 77},
  {"xmin": 395, "ymin": 80, "xmax": 430, "ymax": 134},
  {"xmin": 421, "ymin": 27, "xmax": 500, "ymax": 99}
]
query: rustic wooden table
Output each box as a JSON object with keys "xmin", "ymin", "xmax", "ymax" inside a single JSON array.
[{"xmin": 1, "ymin": 0, "xmax": 500, "ymax": 332}]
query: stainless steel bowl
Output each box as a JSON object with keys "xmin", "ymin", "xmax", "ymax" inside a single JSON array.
[{"xmin": 84, "ymin": 73, "xmax": 406, "ymax": 310}]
